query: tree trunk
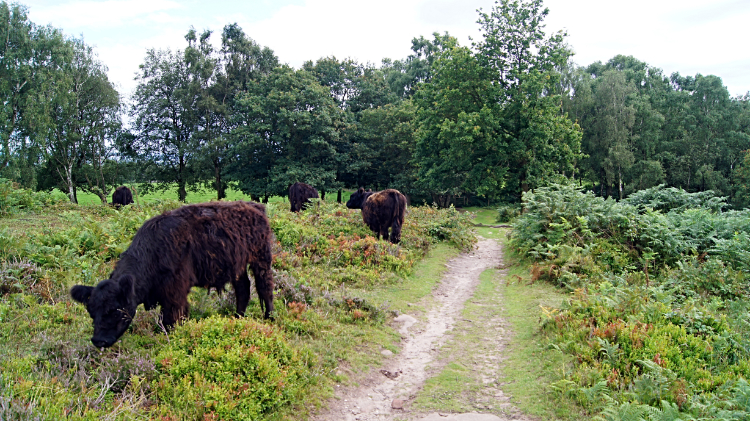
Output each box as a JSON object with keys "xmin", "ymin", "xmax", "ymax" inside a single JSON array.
[
  {"xmin": 65, "ymin": 163, "xmax": 77, "ymax": 204},
  {"xmin": 337, "ymin": 189, "xmax": 342, "ymax": 203},
  {"xmin": 320, "ymin": 190, "xmax": 326, "ymax": 201},
  {"xmin": 214, "ymin": 158, "xmax": 225, "ymax": 200},
  {"xmin": 178, "ymin": 155, "xmax": 187, "ymax": 202}
]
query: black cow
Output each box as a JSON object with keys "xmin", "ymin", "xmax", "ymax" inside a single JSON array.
[
  {"xmin": 346, "ymin": 188, "xmax": 407, "ymax": 244},
  {"xmin": 112, "ymin": 186, "xmax": 134, "ymax": 208},
  {"xmin": 70, "ymin": 201, "xmax": 275, "ymax": 348},
  {"xmin": 289, "ymin": 182, "xmax": 319, "ymax": 212}
]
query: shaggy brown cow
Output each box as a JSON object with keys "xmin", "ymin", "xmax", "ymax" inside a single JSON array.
[
  {"xmin": 112, "ymin": 186, "xmax": 134, "ymax": 208},
  {"xmin": 289, "ymin": 182, "xmax": 319, "ymax": 212},
  {"xmin": 70, "ymin": 201, "xmax": 274, "ymax": 348},
  {"xmin": 346, "ymin": 188, "xmax": 407, "ymax": 244}
]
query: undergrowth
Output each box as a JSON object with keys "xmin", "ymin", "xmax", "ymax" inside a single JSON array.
[
  {"xmin": 510, "ymin": 183, "xmax": 750, "ymax": 420},
  {"xmin": 0, "ymin": 189, "xmax": 475, "ymax": 420}
]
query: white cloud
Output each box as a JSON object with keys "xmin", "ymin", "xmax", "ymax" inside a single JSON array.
[
  {"xmin": 28, "ymin": 0, "xmax": 182, "ymax": 29},
  {"xmin": 22, "ymin": 0, "xmax": 750, "ymax": 97}
]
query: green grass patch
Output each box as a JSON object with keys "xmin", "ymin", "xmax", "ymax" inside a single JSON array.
[
  {"xmin": 68, "ymin": 184, "xmax": 356, "ymax": 206},
  {"xmin": 500, "ymin": 251, "xmax": 582, "ymax": 419}
]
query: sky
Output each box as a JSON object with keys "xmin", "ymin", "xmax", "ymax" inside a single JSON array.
[{"xmin": 21, "ymin": 0, "xmax": 750, "ymax": 99}]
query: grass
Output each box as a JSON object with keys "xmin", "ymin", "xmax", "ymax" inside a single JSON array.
[
  {"xmin": 498, "ymin": 235, "xmax": 583, "ymax": 420},
  {"xmin": 70, "ymin": 185, "xmax": 355, "ymax": 206},
  {"xmin": 460, "ymin": 206, "xmax": 507, "ymax": 241}
]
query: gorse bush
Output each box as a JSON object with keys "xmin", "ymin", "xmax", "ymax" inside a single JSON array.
[{"xmin": 519, "ymin": 183, "xmax": 750, "ymax": 419}]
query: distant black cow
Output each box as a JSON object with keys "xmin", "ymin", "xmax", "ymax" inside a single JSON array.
[
  {"xmin": 70, "ymin": 201, "xmax": 275, "ymax": 348},
  {"xmin": 112, "ymin": 186, "xmax": 134, "ymax": 208},
  {"xmin": 346, "ymin": 188, "xmax": 407, "ymax": 244},
  {"xmin": 289, "ymin": 182, "xmax": 319, "ymax": 212}
]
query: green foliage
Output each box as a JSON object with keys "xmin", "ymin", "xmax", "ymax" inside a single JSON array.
[
  {"xmin": 624, "ymin": 185, "xmax": 728, "ymax": 213},
  {"xmin": 0, "ymin": 179, "xmax": 67, "ymax": 216},
  {"xmin": 152, "ymin": 316, "xmax": 311, "ymax": 420},
  {"xmin": 496, "ymin": 204, "xmax": 522, "ymax": 223},
  {"xmin": 521, "ymin": 183, "xmax": 750, "ymax": 418}
]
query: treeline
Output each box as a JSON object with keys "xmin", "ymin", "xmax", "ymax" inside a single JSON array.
[
  {"xmin": 561, "ymin": 56, "xmax": 750, "ymax": 205},
  {"xmin": 1, "ymin": 0, "xmax": 749, "ymax": 207}
]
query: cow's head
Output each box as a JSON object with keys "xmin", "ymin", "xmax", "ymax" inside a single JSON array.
[
  {"xmin": 70, "ymin": 275, "xmax": 138, "ymax": 348},
  {"xmin": 346, "ymin": 187, "xmax": 370, "ymax": 209}
]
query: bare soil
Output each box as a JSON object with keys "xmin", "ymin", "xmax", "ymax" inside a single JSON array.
[{"xmin": 311, "ymin": 238, "xmax": 534, "ymax": 421}]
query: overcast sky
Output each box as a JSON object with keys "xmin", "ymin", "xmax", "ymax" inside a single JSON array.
[{"xmin": 22, "ymin": 0, "xmax": 750, "ymax": 99}]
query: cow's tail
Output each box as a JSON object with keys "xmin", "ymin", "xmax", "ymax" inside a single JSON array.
[{"xmin": 390, "ymin": 192, "xmax": 407, "ymax": 244}]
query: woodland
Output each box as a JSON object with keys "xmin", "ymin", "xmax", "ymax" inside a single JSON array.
[{"xmin": 0, "ymin": 0, "xmax": 748, "ymax": 207}]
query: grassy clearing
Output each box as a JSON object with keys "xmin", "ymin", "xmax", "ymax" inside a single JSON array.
[
  {"xmin": 70, "ymin": 184, "xmax": 355, "ymax": 206},
  {"xmin": 459, "ymin": 206, "xmax": 506, "ymax": 242}
]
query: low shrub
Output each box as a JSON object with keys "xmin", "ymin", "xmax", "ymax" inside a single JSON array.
[{"xmin": 152, "ymin": 316, "xmax": 312, "ymax": 421}]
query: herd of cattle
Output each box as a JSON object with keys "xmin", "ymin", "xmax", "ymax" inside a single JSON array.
[{"xmin": 71, "ymin": 183, "xmax": 407, "ymax": 347}]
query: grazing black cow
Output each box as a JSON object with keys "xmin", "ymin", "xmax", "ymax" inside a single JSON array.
[
  {"xmin": 112, "ymin": 186, "xmax": 134, "ymax": 208},
  {"xmin": 289, "ymin": 182, "xmax": 319, "ymax": 212},
  {"xmin": 70, "ymin": 201, "xmax": 275, "ymax": 348},
  {"xmin": 346, "ymin": 188, "xmax": 407, "ymax": 244}
]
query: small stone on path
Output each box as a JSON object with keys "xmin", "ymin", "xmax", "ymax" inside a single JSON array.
[{"xmin": 391, "ymin": 399, "xmax": 404, "ymax": 409}]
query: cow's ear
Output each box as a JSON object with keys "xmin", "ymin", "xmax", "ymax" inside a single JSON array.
[
  {"xmin": 70, "ymin": 285, "xmax": 93, "ymax": 305},
  {"xmin": 367, "ymin": 189, "xmax": 372, "ymax": 192},
  {"xmin": 118, "ymin": 274, "xmax": 135, "ymax": 296},
  {"xmin": 357, "ymin": 187, "xmax": 364, "ymax": 193}
]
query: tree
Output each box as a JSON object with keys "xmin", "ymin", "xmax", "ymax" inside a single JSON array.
[
  {"xmin": 413, "ymin": 40, "xmax": 502, "ymax": 206},
  {"xmin": 413, "ymin": 0, "xmax": 581, "ymax": 206},
  {"xmin": 130, "ymin": 48, "xmax": 199, "ymax": 202},
  {"xmin": 353, "ymin": 100, "xmax": 417, "ymax": 193},
  {"xmin": 0, "ymin": 3, "xmax": 70, "ymax": 187},
  {"xmin": 226, "ymin": 66, "xmax": 343, "ymax": 202},
  {"xmin": 474, "ymin": 0, "xmax": 582, "ymax": 200},
  {"xmin": 382, "ymin": 32, "xmax": 455, "ymax": 99},
  {"xmin": 33, "ymin": 38, "xmax": 120, "ymax": 203},
  {"xmin": 203, "ymin": 24, "xmax": 278, "ymax": 200}
]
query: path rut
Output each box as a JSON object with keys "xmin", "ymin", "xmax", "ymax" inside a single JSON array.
[{"xmin": 312, "ymin": 238, "xmax": 531, "ymax": 421}]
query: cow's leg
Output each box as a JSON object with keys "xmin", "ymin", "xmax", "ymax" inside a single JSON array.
[
  {"xmin": 159, "ymin": 281, "xmax": 190, "ymax": 329},
  {"xmin": 250, "ymin": 253, "xmax": 275, "ymax": 320},
  {"xmin": 390, "ymin": 216, "xmax": 403, "ymax": 244},
  {"xmin": 233, "ymin": 271, "xmax": 251, "ymax": 316},
  {"xmin": 160, "ymin": 298, "xmax": 189, "ymax": 329}
]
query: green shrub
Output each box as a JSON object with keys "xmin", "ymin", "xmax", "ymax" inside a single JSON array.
[
  {"xmin": 0, "ymin": 179, "xmax": 67, "ymax": 216},
  {"xmin": 152, "ymin": 316, "xmax": 311, "ymax": 420}
]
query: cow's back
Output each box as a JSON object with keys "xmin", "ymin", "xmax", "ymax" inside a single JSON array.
[
  {"xmin": 362, "ymin": 189, "xmax": 406, "ymax": 233},
  {"xmin": 112, "ymin": 201, "xmax": 271, "ymax": 292}
]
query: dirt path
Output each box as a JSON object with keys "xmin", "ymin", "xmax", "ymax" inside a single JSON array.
[{"xmin": 312, "ymin": 238, "xmax": 532, "ymax": 421}]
